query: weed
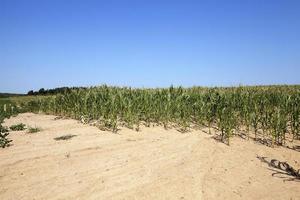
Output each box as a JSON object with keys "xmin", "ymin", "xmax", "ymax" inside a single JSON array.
[{"xmin": 10, "ymin": 123, "xmax": 26, "ymax": 131}]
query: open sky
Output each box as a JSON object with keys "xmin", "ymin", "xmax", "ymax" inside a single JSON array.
[{"xmin": 1, "ymin": 0, "xmax": 300, "ymax": 93}]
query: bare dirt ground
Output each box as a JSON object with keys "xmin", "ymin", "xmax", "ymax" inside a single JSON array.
[{"xmin": 1, "ymin": 113, "xmax": 299, "ymax": 200}]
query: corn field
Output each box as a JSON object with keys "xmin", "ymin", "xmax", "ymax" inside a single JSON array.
[
  {"xmin": 0, "ymin": 99, "xmax": 20, "ymax": 123},
  {"xmin": 22, "ymin": 85, "xmax": 300, "ymax": 145},
  {"xmin": 0, "ymin": 99, "xmax": 19, "ymax": 148}
]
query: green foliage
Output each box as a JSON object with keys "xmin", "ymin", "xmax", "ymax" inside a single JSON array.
[
  {"xmin": 0, "ymin": 125, "xmax": 12, "ymax": 148},
  {"xmin": 0, "ymin": 98, "xmax": 20, "ymax": 148},
  {"xmin": 10, "ymin": 123, "xmax": 26, "ymax": 131},
  {"xmin": 0, "ymin": 100, "xmax": 19, "ymax": 120},
  {"xmin": 18, "ymin": 85, "xmax": 300, "ymax": 146}
]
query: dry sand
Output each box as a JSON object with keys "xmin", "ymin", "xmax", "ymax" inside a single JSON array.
[{"xmin": 0, "ymin": 113, "xmax": 299, "ymax": 200}]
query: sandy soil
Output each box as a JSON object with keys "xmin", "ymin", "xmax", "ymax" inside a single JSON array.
[{"xmin": 0, "ymin": 113, "xmax": 299, "ymax": 200}]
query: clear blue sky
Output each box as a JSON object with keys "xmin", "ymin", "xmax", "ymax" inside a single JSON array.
[{"xmin": 1, "ymin": 0, "xmax": 300, "ymax": 93}]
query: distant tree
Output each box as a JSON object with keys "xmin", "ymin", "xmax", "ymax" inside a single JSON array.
[
  {"xmin": 27, "ymin": 90, "xmax": 34, "ymax": 95},
  {"xmin": 26, "ymin": 86, "xmax": 88, "ymax": 96},
  {"xmin": 38, "ymin": 88, "xmax": 45, "ymax": 95}
]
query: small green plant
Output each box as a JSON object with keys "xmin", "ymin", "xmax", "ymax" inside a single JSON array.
[
  {"xmin": 0, "ymin": 125, "xmax": 12, "ymax": 148},
  {"xmin": 27, "ymin": 126, "xmax": 41, "ymax": 133},
  {"xmin": 54, "ymin": 134, "xmax": 77, "ymax": 141},
  {"xmin": 10, "ymin": 123, "xmax": 26, "ymax": 131}
]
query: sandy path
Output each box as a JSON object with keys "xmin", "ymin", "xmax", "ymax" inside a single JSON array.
[{"xmin": 0, "ymin": 113, "xmax": 299, "ymax": 200}]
